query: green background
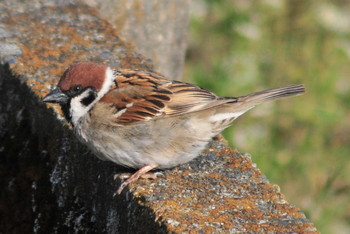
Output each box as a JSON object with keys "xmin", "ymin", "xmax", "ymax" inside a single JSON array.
[{"xmin": 185, "ymin": 0, "xmax": 350, "ymax": 232}]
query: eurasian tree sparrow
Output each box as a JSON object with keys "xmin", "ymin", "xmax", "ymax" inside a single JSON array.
[{"xmin": 43, "ymin": 63, "xmax": 305, "ymax": 194}]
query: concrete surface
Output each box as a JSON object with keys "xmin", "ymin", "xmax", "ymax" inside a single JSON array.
[{"xmin": 0, "ymin": 2, "xmax": 318, "ymax": 233}]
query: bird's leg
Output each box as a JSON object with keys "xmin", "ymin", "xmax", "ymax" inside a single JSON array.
[
  {"xmin": 115, "ymin": 171, "xmax": 162, "ymax": 180},
  {"xmin": 115, "ymin": 164, "xmax": 159, "ymax": 195}
]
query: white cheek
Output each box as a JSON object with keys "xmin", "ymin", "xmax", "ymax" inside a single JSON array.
[{"xmin": 70, "ymin": 92, "xmax": 90, "ymax": 126}]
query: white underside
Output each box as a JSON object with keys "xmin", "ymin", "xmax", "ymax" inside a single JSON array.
[
  {"xmin": 75, "ymin": 114, "xmax": 215, "ymax": 169},
  {"xmin": 209, "ymin": 107, "xmax": 253, "ymax": 122}
]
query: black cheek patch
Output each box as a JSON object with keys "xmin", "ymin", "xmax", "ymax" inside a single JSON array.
[
  {"xmin": 80, "ymin": 90, "xmax": 97, "ymax": 106},
  {"xmin": 60, "ymin": 102, "xmax": 72, "ymax": 122}
]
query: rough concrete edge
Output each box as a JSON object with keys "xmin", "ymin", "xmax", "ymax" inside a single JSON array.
[
  {"xmin": 0, "ymin": 63, "xmax": 178, "ymax": 233},
  {"xmin": 0, "ymin": 2, "xmax": 318, "ymax": 233}
]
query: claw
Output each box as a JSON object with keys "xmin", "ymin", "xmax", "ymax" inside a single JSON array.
[
  {"xmin": 141, "ymin": 171, "xmax": 164, "ymax": 179},
  {"xmin": 114, "ymin": 164, "xmax": 159, "ymax": 195},
  {"xmin": 114, "ymin": 173, "xmax": 132, "ymax": 180}
]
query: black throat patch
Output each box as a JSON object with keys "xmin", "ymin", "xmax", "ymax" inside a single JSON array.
[{"xmin": 60, "ymin": 102, "xmax": 72, "ymax": 122}]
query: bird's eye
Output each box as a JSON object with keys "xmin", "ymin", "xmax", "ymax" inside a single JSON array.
[{"xmin": 71, "ymin": 85, "xmax": 82, "ymax": 93}]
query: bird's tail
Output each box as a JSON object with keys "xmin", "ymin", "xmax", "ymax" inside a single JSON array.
[
  {"xmin": 208, "ymin": 84, "xmax": 305, "ymax": 133},
  {"xmin": 237, "ymin": 84, "xmax": 305, "ymax": 105}
]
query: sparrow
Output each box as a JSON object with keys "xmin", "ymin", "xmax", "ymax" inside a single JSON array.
[{"xmin": 43, "ymin": 63, "xmax": 305, "ymax": 194}]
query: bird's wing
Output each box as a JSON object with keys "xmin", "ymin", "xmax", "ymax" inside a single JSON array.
[{"xmin": 98, "ymin": 69, "xmax": 235, "ymax": 125}]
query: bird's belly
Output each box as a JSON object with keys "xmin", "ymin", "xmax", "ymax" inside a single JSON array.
[
  {"xmin": 75, "ymin": 115, "xmax": 215, "ymax": 169},
  {"xmin": 75, "ymin": 124, "xmax": 145, "ymax": 168}
]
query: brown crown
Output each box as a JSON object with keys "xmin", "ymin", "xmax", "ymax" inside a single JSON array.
[{"xmin": 58, "ymin": 63, "xmax": 108, "ymax": 92}]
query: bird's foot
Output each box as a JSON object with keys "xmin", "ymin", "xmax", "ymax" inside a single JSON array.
[{"xmin": 113, "ymin": 164, "xmax": 160, "ymax": 195}]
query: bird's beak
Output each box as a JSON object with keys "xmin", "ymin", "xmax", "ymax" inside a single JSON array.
[{"xmin": 43, "ymin": 88, "xmax": 69, "ymax": 104}]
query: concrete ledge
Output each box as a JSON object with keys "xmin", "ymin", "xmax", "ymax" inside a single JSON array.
[{"xmin": 0, "ymin": 3, "xmax": 318, "ymax": 233}]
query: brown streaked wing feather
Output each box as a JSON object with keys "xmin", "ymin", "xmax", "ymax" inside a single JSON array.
[
  {"xmin": 164, "ymin": 82, "xmax": 230, "ymax": 115},
  {"xmin": 100, "ymin": 69, "xmax": 235, "ymax": 125}
]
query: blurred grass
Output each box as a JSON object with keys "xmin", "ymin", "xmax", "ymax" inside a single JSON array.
[{"xmin": 184, "ymin": 0, "xmax": 350, "ymax": 233}]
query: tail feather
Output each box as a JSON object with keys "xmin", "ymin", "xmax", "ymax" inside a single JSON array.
[
  {"xmin": 209, "ymin": 84, "xmax": 305, "ymax": 132},
  {"xmin": 238, "ymin": 84, "xmax": 305, "ymax": 104}
]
